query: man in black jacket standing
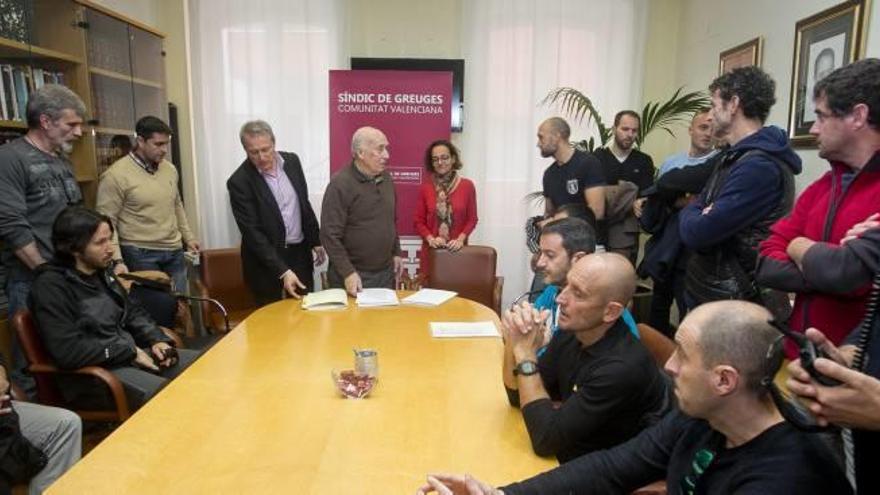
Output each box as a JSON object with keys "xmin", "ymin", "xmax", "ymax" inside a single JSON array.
[
  {"xmin": 30, "ymin": 207, "xmax": 199, "ymax": 410},
  {"xmin": 592, "ymin": 110, "xmax": 655, "ymax": 263},
  {"xmin": 227, "ymin": 120, "xmax": 324, "ymax": 305},
  {"xmin": 679, "ymin": 67, "xmax": 801, "ymax": 308}
]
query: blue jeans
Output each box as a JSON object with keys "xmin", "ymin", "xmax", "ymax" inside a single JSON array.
[
  {"xmin": 120, "ymin": 246, "xmax": 188, "ymax": 294},
  {"xmin": 6, "ymin": 277, "xmax": 36, "ymax": 396}
]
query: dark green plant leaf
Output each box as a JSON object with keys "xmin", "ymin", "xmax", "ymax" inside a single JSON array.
[{"xmin": 542, "ymin": 85, "xmax": 709, "ymax": 150}]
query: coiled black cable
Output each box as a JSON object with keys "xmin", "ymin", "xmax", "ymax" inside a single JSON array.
[{"xmin": 851, "ymin": 271, "xmax": 880, "ymax": 372}]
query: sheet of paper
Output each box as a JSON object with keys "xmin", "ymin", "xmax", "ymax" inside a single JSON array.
[
  {"xmin": 356, "ymin": 288, "xmax": 400, "ymax": 307},
  {"xmin": 302, "ymin": 288, "xmax": 348, "ymax": 310},
  {"xmin": 430, "ymin": 321, "xmax": 500, "ymax": 338},
  {"xmin": 402, "ymin": 288, "xmax": 457, "ymax": 306}
]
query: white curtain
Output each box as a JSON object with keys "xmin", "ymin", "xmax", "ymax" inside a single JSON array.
[
  {"xmin": 459, "ymin": 0, "xmax": 647, "ymax": 306},
  {"xmin": 188, "ymin": 0, "xmax": 346, "ymax": 248},
  {"xmin": 187, "ymin": 0, "xmax": 647, "ymax": 305}
]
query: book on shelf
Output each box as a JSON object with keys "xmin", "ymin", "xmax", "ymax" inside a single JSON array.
[
  {"xmin": 32, "ymin": 68, "xmax": 43, "ymax": 89},
  {"xmin": 0, "ymin": 65, "xmax": 69, "ymax": 123},
  {"xmin": 11, "ymin": 66, "xmax": 29, "ymax": 123},
  {"xmin": 3, "ymin": 65, "xmax": 18, "ymax": 121},
  {"xmin": 0, "ymin": 66, "xmax": 7, "ymax": 121},
  {"xmin": 30, "ymin": 69, "xmax": 65, "ymax": 90}
]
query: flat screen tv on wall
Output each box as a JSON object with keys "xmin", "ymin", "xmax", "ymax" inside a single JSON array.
[{"xmin": 350, "ymin": 58, "xmax": 464, "ymax": 132}]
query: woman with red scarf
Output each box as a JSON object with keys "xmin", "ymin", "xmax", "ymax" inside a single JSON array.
[{"xmin": 414, "ymin": 139, "xmax": 478, "ymax": 275}]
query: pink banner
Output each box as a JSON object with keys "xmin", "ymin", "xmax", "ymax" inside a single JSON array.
[{"xmin": 329, "ymin": 70, "xmax": 453, "ymax": 236}]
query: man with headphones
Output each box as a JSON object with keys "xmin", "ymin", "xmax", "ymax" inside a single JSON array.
[{"xmin": 417, "ymin": 301, "xmax": 850, "ymax": 494}]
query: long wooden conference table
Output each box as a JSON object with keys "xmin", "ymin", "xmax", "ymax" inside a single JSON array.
[{"xmin": 48, "ymin": 293, "xmax": 557, "ymax": 493}]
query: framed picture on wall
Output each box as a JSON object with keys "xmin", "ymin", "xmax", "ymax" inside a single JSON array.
[
  {"xmin": 787, "ymin": 0, "xmax": 869, "ymax": 147},
  {"xmin": 718, "ymin": 37, "xmax": 763, "ymax": 75}
]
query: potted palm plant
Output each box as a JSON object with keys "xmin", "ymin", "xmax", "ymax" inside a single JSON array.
[
  {"xmin": 541, "ymin": 86, "xmax": 710, "ymax": 151},
  {"xmin": 526, "ymin": 86, "xmax": 710, "ymax": 206}
]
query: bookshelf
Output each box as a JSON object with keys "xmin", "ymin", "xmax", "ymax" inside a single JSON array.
[
  {"xmin": 0, "ymin": 0, "xmax": 166, "ymax": 316},
  {"xmin": 0, "ymin": 0, "xmax": 167, "ymax": 197}
]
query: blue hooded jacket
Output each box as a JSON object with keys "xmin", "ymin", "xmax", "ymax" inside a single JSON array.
[{"xmin": 679, "ymin": 126, "xmax": 802, "ymax": 250}]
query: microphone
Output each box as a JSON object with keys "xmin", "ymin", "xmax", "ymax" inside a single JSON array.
[{"xmin": 117, "ymin": 272, "xmax": 231, "ymax": 333}]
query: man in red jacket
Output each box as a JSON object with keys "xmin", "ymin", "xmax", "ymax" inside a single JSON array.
[{"xmin": 756, "ymin": 58, "xmax": 880, "ymax": 353}]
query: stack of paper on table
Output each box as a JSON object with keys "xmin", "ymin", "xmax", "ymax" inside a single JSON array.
[
  {"xmin": 356, "ymin": 288, "xmax": 400, "ymax": 307},
  {"xmin": 302, "ymin": 288, "xmax": 348, "ymax": 310},
  {"xmin": 401, "ymin": 288, "xmax": 457, "ymax": 306},
  {"xmin": 430, "ymin": 321, "xmax": 499, "ymax": 338}
]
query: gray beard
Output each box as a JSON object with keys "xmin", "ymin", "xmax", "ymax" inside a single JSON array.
[{"xmin": 59, "ymin": 141, "xmax": 74, "ymax": 155}]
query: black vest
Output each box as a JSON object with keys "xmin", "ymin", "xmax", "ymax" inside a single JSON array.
[
  {"xmin": 704, "ymin": 149, "xmax": 795, "ymax": 272},
  {"xmin": 685, "ymin": 149, "xmax": 795, "ymax": 304}
]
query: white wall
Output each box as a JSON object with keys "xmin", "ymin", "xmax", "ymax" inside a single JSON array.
[
  {"xmin": 639, "ymin": 0, "xmax": 683, "ymax": 162},
  {"xmin": 348, "ymin": 0, "xmax": 461, "ymax": 58},
  {"xmin": 643, "ymin": 0, "xmax": 880, "ymax": 191},
  {"xmin": 89, "ymin": 0, "xmax": 160, "ymax": 28}
]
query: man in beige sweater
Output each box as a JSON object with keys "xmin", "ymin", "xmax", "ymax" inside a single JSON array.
[{"xmin": 96, "ymin": 116, "xmax": 199, "ymax": 292}]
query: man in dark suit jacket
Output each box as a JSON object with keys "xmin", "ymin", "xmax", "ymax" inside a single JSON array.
[{"xmin": 227, "ymin": 120, "xmax": 324, "ymax": 305}]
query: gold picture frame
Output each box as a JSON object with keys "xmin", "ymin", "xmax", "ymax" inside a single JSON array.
[
  {"xmin": 787, "ymin": 1, "xmax": 869, "ymax": 147},
  {"xmin": 718, "ymin": 37, "xmax": 763, "ymax": 75}
]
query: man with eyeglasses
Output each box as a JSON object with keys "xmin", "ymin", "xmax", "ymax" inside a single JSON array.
[
  {"xmin": 0, "ymin": 84, "xmax": 86, "ymax": 395},
  {"xmin": 228, "ymin": 120, "xmax": 324, "ymax": 304},
  {"xmin": 757, "ymin": 58, "xmax": 880, "ymax": 353},
  {"xmin": 418, "ymin": 301, "xmax": 851, "ymax": 495},
  {"xmin": 780, "ymin": 57, "xmax": 880, "ymax": 494},
  {"xmin": 501, "ymin": 252, "xmax": 668, "ymax": 463}
]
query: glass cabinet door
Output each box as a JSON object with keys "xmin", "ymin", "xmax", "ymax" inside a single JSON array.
[
  {"xmin": 130, "ymin": 26, "xmax": 163, "ymax": 83},
  {"xmin": 85, "ymin": 7, "xmax": 130, "ymax": 75},
  {"xmin": 130, "ymin": 25, "xmax": 166, "ymax": 121},
  {"xmin": 84, "ymin": 7, "xmax": 135, "ymax": 132}
]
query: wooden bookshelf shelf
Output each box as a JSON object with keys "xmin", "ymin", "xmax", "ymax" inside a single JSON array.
[
  {"xmin": 0, "ymin": 38, "xmax": 32, "ymax": 59},
  {"xmin": 28, "ymin": 45, "xmax": 83, "ymax": 65},
  {"xmin": 89, "ymin": 66, "xmax": 162, "ymax": 89},
  {"xmin": 0, "ymin": 0, "xmax": 166, "ymax": 207},
  {"xmin": 94, "ymin": 126, "xmax": 133, "ymax": 136},
  {"xmin": 0, "ymin": 38, "xmax": 83, "ymax": 65},
  {"xmin": 88, "ymin": 67, "xmax": 128, "ymax": 83},
  {"xmin": 132, "ymin": 76, "xmax": 163, "ymax": 89},
  {"xmin": 0, "ymin": 120, "xmax": 27, "ymax": 129}
]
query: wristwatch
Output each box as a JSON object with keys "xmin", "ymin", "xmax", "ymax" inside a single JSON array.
[{"xmin": 514, "ymin": 360, "xmax": 539, "ymax": 376}]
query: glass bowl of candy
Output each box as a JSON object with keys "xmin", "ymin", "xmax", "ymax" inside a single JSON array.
[{"xmin": 331, "ymin": 369, "xmax": 377, "ymax": 399}]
